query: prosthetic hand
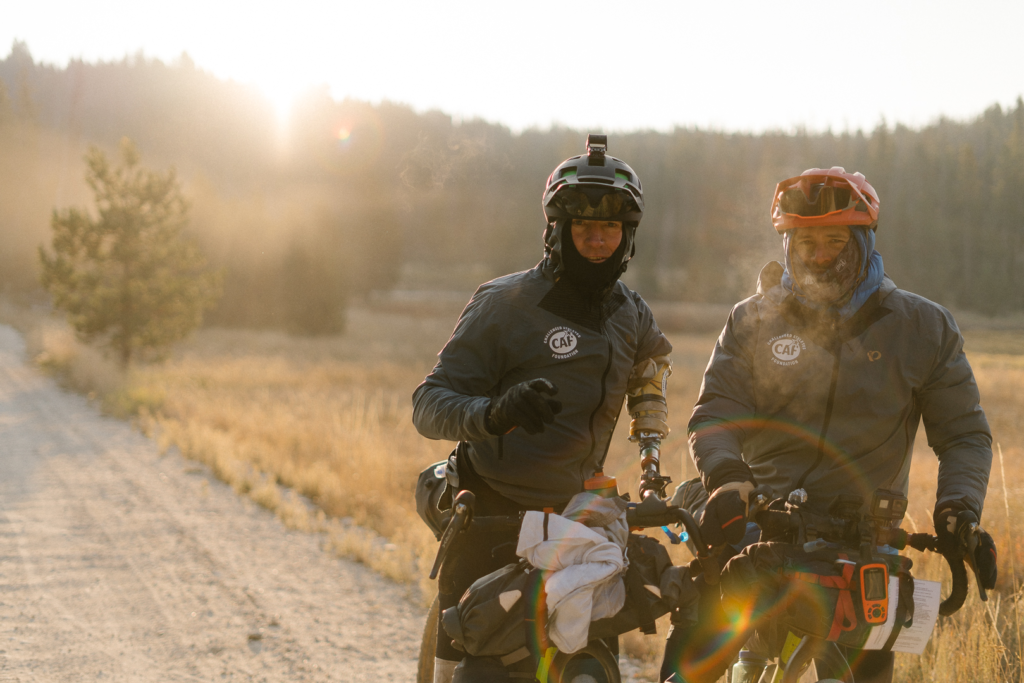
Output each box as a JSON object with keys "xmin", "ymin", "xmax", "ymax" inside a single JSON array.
[
  {"xmin": 934, "ymin": 499, "xmax": 998, "ymax": 590},
  {"xmin": 698, "ymin": 461, "xmax": 756, "ymax": 547},
  {"xmin": 485, "ymin": 378, "xmax": 562, "ymax": 436}
]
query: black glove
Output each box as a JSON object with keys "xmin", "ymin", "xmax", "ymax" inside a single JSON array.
[
  {"xmin": 485, "ymin": 378, "xmax": 562, "ymax": 436},
  {"xmin": 934, "ymin": 499, "xmax": 998, "ymax": 590},
  {"xmin": 699, "ymin": 488, "xmax": 749, "ymax": 547}
]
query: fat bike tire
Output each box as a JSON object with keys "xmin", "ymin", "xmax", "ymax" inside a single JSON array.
[{"xmin": 417, "ymin": 596, "xmax": 440, "ymax": 683}]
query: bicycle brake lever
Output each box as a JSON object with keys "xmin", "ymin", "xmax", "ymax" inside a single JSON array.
[{"xmin": 962, "ymin": 523, "xmax": 989, "ymax": 602}]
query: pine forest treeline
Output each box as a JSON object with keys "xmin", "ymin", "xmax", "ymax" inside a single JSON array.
[{"xmin": 1, "ymin": 41, "xmax": 1022, "ymax": 327}]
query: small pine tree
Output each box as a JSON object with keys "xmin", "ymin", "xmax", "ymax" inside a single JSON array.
[{"xmin": 39, "ymin": 138, "xmax": 221, "ymax": 367}]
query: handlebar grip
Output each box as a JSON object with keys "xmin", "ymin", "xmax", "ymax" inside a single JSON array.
[{"xmin": 939, "ymin": 551, "xmax": 970, "ymax": 616}]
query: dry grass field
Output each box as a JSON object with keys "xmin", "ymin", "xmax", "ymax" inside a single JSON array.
[{"xmin": 3, "ymin": 298, "xmax": 1023, "ymax": 681}]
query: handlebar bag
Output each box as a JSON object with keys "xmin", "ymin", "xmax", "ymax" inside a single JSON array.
[
  {"xmin": 720, "ymin": 542, "xmax": 916, "ymax": 651},
  {"xmin": 589, "ymin": 533, "xmax": 696, "ymax": 640},
  {"xmin": 442, "ymin": 534, "xmax": 698, "ymax": 660},
  {"xmin": 441, "ymin": 559, "xmax": 545, "ymax": 659}
]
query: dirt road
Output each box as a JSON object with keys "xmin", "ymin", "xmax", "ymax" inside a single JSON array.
[{"xmin": 0, "ymin": 325, "xmax": 424, "ymax": 682}]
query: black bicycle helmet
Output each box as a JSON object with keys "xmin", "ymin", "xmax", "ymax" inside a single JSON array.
[{"xmin": 542, "ymin": 134, "xmax": 644, "ymax": 224}]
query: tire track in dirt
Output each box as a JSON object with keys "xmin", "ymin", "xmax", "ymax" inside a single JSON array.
[{"xmin": 0, "ymin": 325, "xmax": 424, "ymax": 682}]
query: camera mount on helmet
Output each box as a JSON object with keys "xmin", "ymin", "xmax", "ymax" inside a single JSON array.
[{"xmin": 586, "ymin": 134, "xmax": 607, "ymax": 165}]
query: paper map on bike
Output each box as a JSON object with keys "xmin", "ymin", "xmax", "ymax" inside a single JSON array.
[{"xmin": 861, "ymin": 578, "xmax": 941, "ymax": 654}]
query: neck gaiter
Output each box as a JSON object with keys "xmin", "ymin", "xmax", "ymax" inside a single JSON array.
[{"xmin": 560, "ymin": 222, "xmax": 627, "ymax": 292}]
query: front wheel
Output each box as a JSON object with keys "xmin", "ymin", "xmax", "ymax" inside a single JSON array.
[
  {"xmin": 781, "ymin": 636, "xmax": 853, "ymax": 683},
  {"xmin": 417, "ymin": 596, "xmax": 440, "ymax": 683},
  {"xmin": 548, "ymin": 640, "xmax": 621, "ymax": 683}
]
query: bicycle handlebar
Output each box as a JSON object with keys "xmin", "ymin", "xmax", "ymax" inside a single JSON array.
[
  {"xmin": 428, "ymin": 489, "xmax": 723, "ymax": 583},
  {"xmin": 428, "ymin": 488, "xmax": 976, "ymax": 616},
  {"xmin": 753, "ymin": 505, "xmax": 975, "ymax": 616},
  {"xmin": 903, "ymin": 532, "xmax": 972, "ymax": 616}
]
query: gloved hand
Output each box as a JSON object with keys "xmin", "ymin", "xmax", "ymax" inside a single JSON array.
[
  {"xmin": 934, "ymin": 499, "xmax": 998, "ymax": 590},
  {"xmin": 699, "ymin": 481, "xmax": 754, "ymax": 547},
  {"xmin": 485, "ymin": 378, "xmax": 562, "ymax": 436}
]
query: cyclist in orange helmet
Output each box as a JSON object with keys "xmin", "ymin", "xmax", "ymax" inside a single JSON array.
[{"xmin": 661, "ymin": 167, "xmax": 997, "ymax": 683}]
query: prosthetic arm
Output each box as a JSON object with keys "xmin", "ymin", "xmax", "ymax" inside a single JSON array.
[{"xmin": 627, "ymin": 355, "xmax": 672, "ymax": 499}]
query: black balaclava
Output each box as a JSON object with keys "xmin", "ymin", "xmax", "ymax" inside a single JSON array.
[{"xmin": 559, "ymin": 221, "xmax": 630, "ymax": 292}]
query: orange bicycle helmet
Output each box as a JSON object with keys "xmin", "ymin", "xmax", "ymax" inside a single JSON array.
[{"xmin": 770, "ymin": 167, "xmax": 880, "ymax": 233}]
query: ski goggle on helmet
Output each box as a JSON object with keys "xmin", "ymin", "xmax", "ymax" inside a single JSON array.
[
  {"xmin": 543, "ymin": 134, "xmax": 644, "ymax": 223},
  {"xmin": 550, "ymin": 186, "xmax": 638, "ymax": 220},
  {"xmin": 770, "ymin": 167, "xmax": 880, "ymax": 233}
]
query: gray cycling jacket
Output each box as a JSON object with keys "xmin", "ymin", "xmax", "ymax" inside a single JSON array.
[
  {"xmin": 690, "ymin": 262, "xmax": 992, "ymax": 517},
  {"xmin": 413, "ymin": 261, "xmax": 672, "ymax": 508}
]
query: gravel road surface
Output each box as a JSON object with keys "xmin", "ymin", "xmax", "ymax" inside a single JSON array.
[{"xmin": 0, "ymin": 325, "xmax": 424, "ymax": 682}]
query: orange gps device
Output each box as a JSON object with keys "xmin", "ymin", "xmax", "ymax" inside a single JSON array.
[{"xmin": 859, "ymin": 563, "xmax": 889, "ymax": 624}]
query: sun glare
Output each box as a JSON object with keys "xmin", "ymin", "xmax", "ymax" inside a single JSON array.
[
  {"xmin": 253, "ymin": 76, "xmax": 305, "ymax": 132},
  {"xmin": 266, "ymin": 90, "xmax": 297, "ymax": 125},
  {"xmin": 256, "ymin": 80, "xmax": 303, "ymax": 150}
]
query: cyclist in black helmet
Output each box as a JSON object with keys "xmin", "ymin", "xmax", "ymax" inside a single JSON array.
[{"xmin": 414, "ymin": 135, "xmax": 674, "ymax": 683}]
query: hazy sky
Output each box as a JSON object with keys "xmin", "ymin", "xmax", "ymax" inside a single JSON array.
[{"xmin": 5, "ymin": 0, "xmax": 1024, "ymax": 133}]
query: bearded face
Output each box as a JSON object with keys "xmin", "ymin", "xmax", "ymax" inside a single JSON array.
[{"xmin": 788, "ymin": 226, "xmax": 863, "ymax": 304}]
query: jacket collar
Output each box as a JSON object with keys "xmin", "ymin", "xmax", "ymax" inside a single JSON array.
[{"xmin": 758, "ymin": 259, "xmax": 897, "ymax": 309}]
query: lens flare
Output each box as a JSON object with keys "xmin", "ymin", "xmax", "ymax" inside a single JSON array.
[
  {"xmin": 337, "ymin": 127, "xmax": 351, "ymax": 142},
  {"xmin": 688, "ymin": 415, "xmax": 887, "ymax": 505},
  {"xmin": 524, "ymin": 570, "xmax": 550, "ymax": 657}
]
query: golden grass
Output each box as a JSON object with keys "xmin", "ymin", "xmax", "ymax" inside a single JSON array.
[{"xmin": 3, "ymin": 302, "xmax": 1024, "ymax": 681}]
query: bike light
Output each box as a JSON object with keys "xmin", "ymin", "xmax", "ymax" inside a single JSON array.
[{"xmin": 860, "ymin": 563, "xmax": 889, "ymax": 624}]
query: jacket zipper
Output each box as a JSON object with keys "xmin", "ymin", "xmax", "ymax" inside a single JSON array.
[
  {"xmin": 496, "ymin": 379, "xmax": 505, "ymax": 460},
  {"xmin": 583, "ymin": 324, "xmax": 614, "ymax": 483},
  {"xmin": 887, "ymin": 397, "xmax": 918, "ymax": 489},
  {"xmin": 795, "ymin": 344, "xmax": 842, "ymax": 490}
]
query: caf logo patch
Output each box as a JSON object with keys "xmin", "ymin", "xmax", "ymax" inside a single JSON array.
[
  {"xmin": 545, "ymin": 326, "xmax": 580, "ymax": 359},
  {"xmin": 769, "ymin": 334, "xmax": 806, "ymax": 366}
]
